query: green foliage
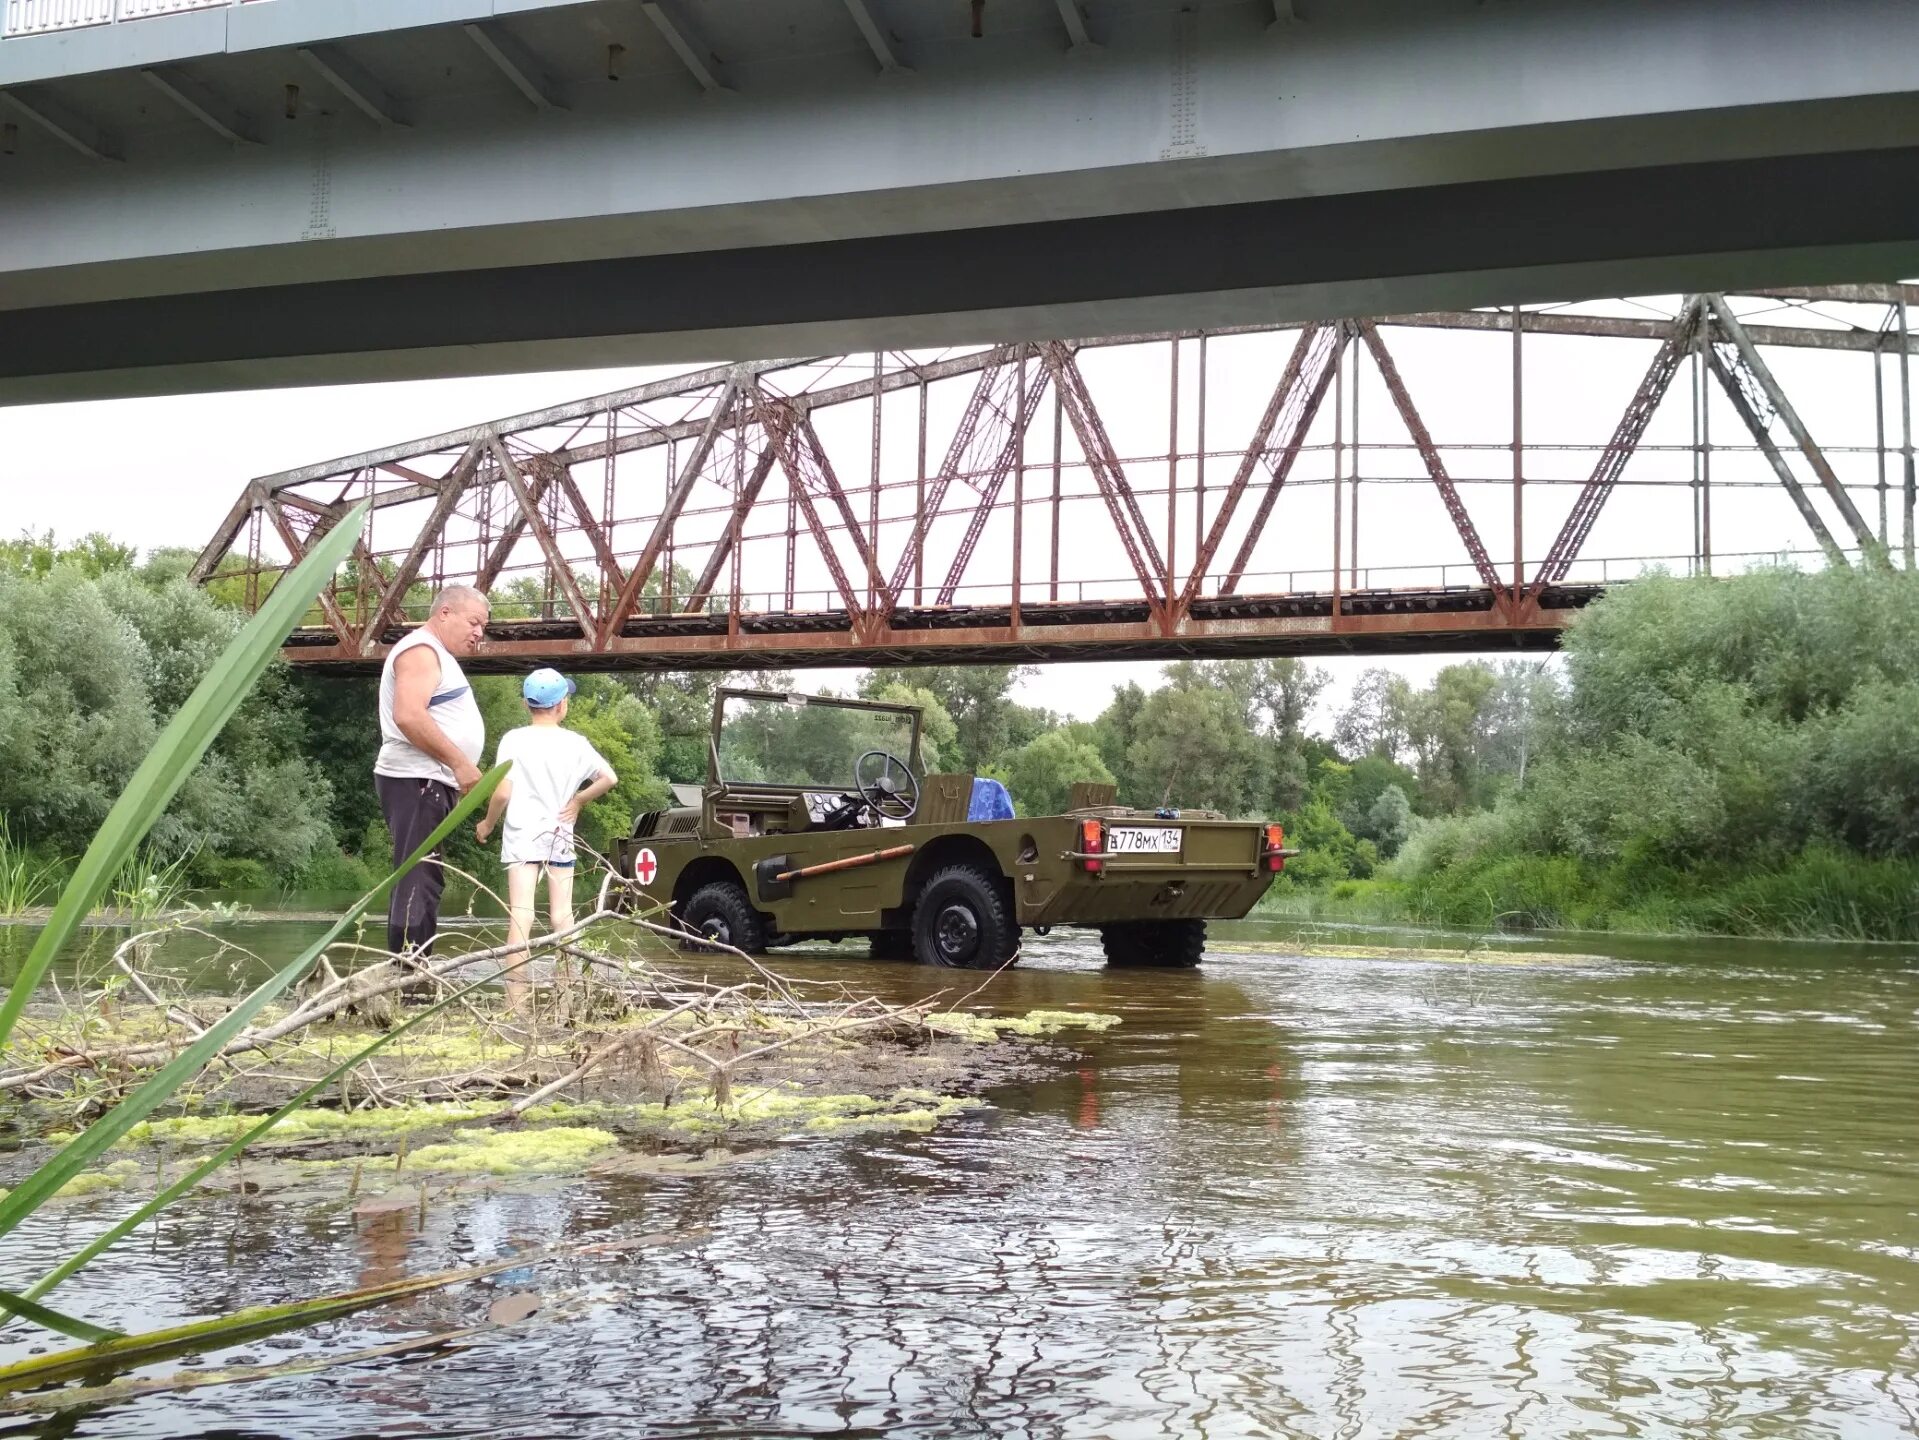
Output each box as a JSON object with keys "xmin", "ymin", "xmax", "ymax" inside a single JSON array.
[
  {"xmin": 998, "ymin": 731, "xmax": 1114, "ymax": 816},
  {"xmin": 862, "ymin": 681, "xmax": 959, "ymax": 772},
  {"xmin": 860, "ymin": 666, "xmax": 1033, "ymax": 774},
  {"xmin": 0, "ymin": 818, "xmax": 60, "ymax": 917},
  {"xmin": 558, "ymin": 681, "xmax": 670, "ymax": 856},
  {"xmin": 0, "ymin": 501, "xmax": 374, "ymax": 1062},
  {"xmin": 1122, "ymin": 685, "xmax": 1271, "ymax": 814}
]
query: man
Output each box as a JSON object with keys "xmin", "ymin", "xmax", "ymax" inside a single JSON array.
[{"xmin": 374, "ymin": 584, "xmax": 489, "ymax": 955}]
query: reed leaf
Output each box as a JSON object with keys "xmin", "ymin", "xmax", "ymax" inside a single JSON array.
[
  {"xmin": 0, "ymin": 763, "xmax": 506, "ymax": 1261},
  {"xmin": 25, "ymin": 929, "xmax": 544, "ymax": 1306},
  {"xmin": 0, "ymin": 501, "xmax": 372, "ymax": 1053}
]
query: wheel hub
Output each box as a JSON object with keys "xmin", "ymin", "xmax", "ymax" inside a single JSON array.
[{"xmin": 935, "ymin": 903, "xmax": 980, "ymax": 961}]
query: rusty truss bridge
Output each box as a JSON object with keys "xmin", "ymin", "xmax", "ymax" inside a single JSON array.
[{"xmin": 191, "ymin": 287, "xmax": 1919, "ymax": 675}]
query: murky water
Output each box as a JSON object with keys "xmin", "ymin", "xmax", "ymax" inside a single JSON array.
[{"xmin": 4, "ymin": 921, "xmax": 1917, "ymax": 1438}]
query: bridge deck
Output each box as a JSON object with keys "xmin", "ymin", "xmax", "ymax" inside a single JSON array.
[{"xmin": 280, "ymin": 585, "xmax": 1595, "ymax": 675}]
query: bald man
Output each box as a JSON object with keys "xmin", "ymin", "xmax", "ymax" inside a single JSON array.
[{"xmin": 374, "ymin": 585, "xmax": 489, "ymax": 955}]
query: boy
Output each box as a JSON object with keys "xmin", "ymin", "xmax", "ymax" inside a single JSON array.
[{"xmin": 476, "ymin": 668, "xmax": 618, "ymax": 1014}]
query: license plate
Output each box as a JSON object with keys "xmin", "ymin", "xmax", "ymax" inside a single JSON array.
[{"xmin": 1107, "ymin": 826, "xmax": 1182, "ymax": 855}]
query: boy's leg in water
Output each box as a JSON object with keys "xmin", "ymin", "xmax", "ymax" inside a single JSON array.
[
  {"xmin": 504, "ymin": 863, "xmax": 539, "ymax": 1015},
  {"xmin": 546, "ymin": 865, "xmax": 577, "ymax": 993}
]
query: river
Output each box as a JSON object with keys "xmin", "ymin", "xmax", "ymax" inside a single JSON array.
[{"xmin": 3, "ymin": 919, "xmax": 1916, "ymax": 1438}]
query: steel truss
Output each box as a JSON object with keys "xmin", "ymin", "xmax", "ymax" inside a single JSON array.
[{"xmin": 191, "ymin": 287, "xmax": 1919, "ymax": 674}]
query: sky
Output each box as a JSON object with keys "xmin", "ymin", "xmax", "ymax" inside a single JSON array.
[{"xmin": 1, "ymin": 292, "xmax": 1906, "ymax": 729}]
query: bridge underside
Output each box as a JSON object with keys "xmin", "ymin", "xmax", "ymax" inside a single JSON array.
[
  {"xmin": 6, "ymin": 0, "xmax": 1919, "ymax": 400},
  {"xmin": 282, "ymin": 586, "xmax": 1591, "ymax": 676}
]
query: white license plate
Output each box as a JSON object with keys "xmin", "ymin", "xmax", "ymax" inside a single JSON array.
[{"xmin": 1107, "ymin": 826, "xmax": 1182, "ymax": 855}]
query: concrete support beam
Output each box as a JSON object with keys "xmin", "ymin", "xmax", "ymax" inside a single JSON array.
[
  {"xmin": 298, "ymin": 45, "xmax": 409, "ymax": 129},
  {"xmin": 0, "ymin": 86, "xmax": 120, "ymax": 161},
  {"xmin": 639, "ymin": 1, "xmax": 730, "ymax": 94},
  {"xmin": 841, "ymin": 0, "xmax": 908, "ymax": 75},
  {"xmin": 463, "ymin": 20, "xmax": 566, "ymax": 111},
  {"xmin": 141, "ymin": 66, "xmax": 261, "ymax": 146},
  {"xmin": 1053, "ymin": 0, "xmax": 1096, "ymax": 52}
]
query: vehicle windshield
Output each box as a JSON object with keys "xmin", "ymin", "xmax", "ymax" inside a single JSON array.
[{"xmin": 716, "ymin": 694, "xmax": 918, "ymax": 790}]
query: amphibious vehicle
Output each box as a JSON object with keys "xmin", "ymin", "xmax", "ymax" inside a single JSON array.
[{"xmin": 616, "ymin": 688, "xmax": 1296, "ymax": 968}]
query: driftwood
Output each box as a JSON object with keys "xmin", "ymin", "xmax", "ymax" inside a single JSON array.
[{"xmin": 1, "ymin": 892, "xmax": 958, "ymax": 1113}]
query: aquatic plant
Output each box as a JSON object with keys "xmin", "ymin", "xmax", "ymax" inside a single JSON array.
[
  {"xmin": 0, "ymin": 502, "xmax": 495, "ymax": 1345},
  {"xmin": 0, "ymin": 819, "xmax": 58, "ymax": 918},
  {"xmin": 108, "ymin": 842, "xmax": 196, "ymax": 918}
]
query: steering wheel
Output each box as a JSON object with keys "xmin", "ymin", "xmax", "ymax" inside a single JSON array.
[{"xmin": 855, "ymin": 749, "xmax": 920, "ymax": 822}]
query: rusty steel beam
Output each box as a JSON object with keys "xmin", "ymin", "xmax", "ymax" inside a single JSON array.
[
  {"xmin": 262, "ymin": 492, "xmax": 355, "ymax": 649},
  {"xmin": 490, "ymin": 437, "xmax": 595, "ymax": 632},
  {"xmin": 932, "ymin": 355, "xmax": 1053, "ymax": 607},
  {"xmin": 1203, "ymin": 321, "xmax": 1349, "ymax": 601},
  {"xmin": 281, "ymin": 591, "xmax": 1579, "ymax": 674},
  {"xmin": 1358, "ymin": 323, "xmax": 1504, "ymax": 593},
  {"xmin": 887, "ymin": 349, "xmax": 1014, "ymax": 605},
  {"xmin": 682, "ymin": 448, "xmax": 779, "ymax": 613},
  {"xmin": 473, "ymin": 449, "xmax": 554, "ymax": 594},
  {"xmin": 1703, "ymin": 345, "xmax": 1849, "ymax": 568},
  {"xmin": 598, "ymin": 381, "xmax": 740, "ymax": 642},
  {"xmin": 1043, "ymin": 343, "xmax": 1168, "ymax": 608},
  {"xmin": 753, "ymin": 392, "xmax": 868, "ymax": 622},
  {"xmin": 357, "ymin": 444, "xmax": 480, "ymax": 643},
  {"xmin": 1705, "ymin": 296, "xmax": 1882, "ymax": 560},
  {"xmin": 1529, "ymin": 299, "xmax": 1702, "ymax": 598}
]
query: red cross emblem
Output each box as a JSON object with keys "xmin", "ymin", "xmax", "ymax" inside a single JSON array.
[{"xmin": 634, "ymin": 848, "xmax": 659, "ymax": 886}]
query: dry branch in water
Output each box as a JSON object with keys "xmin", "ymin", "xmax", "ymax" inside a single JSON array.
[{"xmin": 0, "ymin": 897, "xmax": 961, "ymax": 1116}]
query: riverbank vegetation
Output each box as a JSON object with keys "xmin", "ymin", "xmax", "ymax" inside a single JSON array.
[{"xmin": 3, "ymin": 530, "xmax": 1914, "ymax": 940}]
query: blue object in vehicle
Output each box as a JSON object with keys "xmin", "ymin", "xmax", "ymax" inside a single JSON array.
[{"xmin": 968, "ymin": 777, "xmax": 1016, "ymax": 821}]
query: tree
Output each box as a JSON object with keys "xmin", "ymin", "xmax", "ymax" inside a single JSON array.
[
  {"xmin": 1363, "ymin": 784, "xmax": 1413, "ymax": 857},
  {"xmin": 863, "ymin": 665, "xmax": 1033, "ymax": 774},
  {"xmin": 1124, "ymin": 686, "xmax": 1270, "ymax": 814},
  {"xmin": 863, "ymin": 681, "xmax": 960, "ymax": 772},
  {"xmin": 1334, "ymin": 667, "xmax": 1416, "ymax": 760},
  {"xmin": 999, "ymin": 731, "xmax": 1114, "ymax": 816}
]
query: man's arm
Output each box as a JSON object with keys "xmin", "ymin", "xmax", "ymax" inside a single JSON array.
[{"xmin": 390, "ymin": 646, "xmax": 482, "ymax": 793}]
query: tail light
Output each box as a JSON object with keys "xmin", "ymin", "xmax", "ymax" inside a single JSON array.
[
  {"xmin": 1263, "ymin": 823, "xmax": 1287, "ymax": 873},
  {"xmin": 1080, "ymin": 819, "xmax": 1105, "ymax": 874}
]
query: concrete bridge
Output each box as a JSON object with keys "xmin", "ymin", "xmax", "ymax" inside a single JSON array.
[{"xmin": 4, "ymin": 0, "xmax": 1919, "ymax": 402}]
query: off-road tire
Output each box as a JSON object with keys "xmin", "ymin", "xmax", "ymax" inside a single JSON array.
[
  {"xmin": 1100, "ymin": 919, "xmax": 1206, "ymax": 968},
  {"xmin": 680, "ymin": 881, "xmax": 768, "ymax": 954},
  {"xmin": 868, "ymin": 930, "xmax": 913, "ymax": 961},
  {"xmin": 912, "ymin": 864, "xmax": 1019, "ymax": 970}
]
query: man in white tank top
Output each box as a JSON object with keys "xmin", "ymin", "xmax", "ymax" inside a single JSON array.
[{"xmin": 374, "ymin": 584, "xmax": 490, "ymax": 956}]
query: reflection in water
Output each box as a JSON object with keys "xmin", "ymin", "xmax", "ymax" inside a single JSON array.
[{"xmin": 2, "ymin": 923, "xmax": 1917, "ymax": 1437}]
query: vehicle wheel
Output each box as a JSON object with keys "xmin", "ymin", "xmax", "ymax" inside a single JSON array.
[
  {"xmin": 679, "ymin": 881, "xmax": 768, "ymax": 954},
  {"xmin": 868, "ymin": 930, "xmax": 913, "ymax": 961},
  {"xmin": 1100, "ymin": 919, "xmax": 1206, "ymax": 968},
  {"xmin": 912, "ymin": 864, "xmax": 1019, "ymax": 970}
]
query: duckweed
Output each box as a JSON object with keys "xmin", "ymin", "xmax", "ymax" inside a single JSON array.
[
  {"xmin": 123, "ymin": 1100, "xmax": 511, "ymax": 1148},
  {"xmin": 925, "ymin": 1009, "xmax": 1122, "ymax": 1042},
  {"xmin": 397, "ymin": 1126, "xmax": 620, "ymax": 1177}
]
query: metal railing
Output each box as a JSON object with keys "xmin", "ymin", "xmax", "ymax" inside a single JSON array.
[
  {"xmin": 308, "ymin": 546, "xmax": 1862, "ymax": 633},
  {"xmin": 3, "ymin": 0, "xmax": 252, "ymax": 39}
]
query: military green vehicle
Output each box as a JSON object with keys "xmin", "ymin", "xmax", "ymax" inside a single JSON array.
[{"xmin": 616, "ymin": 688, "xmax": 1297, "ymax": 969}]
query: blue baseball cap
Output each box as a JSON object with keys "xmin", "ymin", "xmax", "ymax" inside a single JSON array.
[{"xmin": 522, "ymin": 668, "xmax": 576, "ymax": 709}]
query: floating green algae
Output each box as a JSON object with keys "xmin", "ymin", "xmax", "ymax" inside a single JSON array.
[
  {"xmin": 396, "ymin": 1126, "xmax": 620, "ymax": 1177},
  {"xmin": 0, "ymin": 1158, "xmax": 144, "ymax": 1204},
  {"xmin": 120, "ymin": 1099, "xmax": 512, "ymax": 1149},
  {"xmin": 925, "ymin": 1009, "xmax": 1122, "ymax": 1043}
]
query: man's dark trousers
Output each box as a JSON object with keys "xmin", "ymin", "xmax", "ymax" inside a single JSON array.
[{"xmin": 376, "ymin": 774, "xmax": 455, "ymax": 955}]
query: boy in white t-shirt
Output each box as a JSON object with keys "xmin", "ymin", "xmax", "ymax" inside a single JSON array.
[{"xmin": 475, "ymin": 669, "xmax": 618, "ymax": 1014}]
